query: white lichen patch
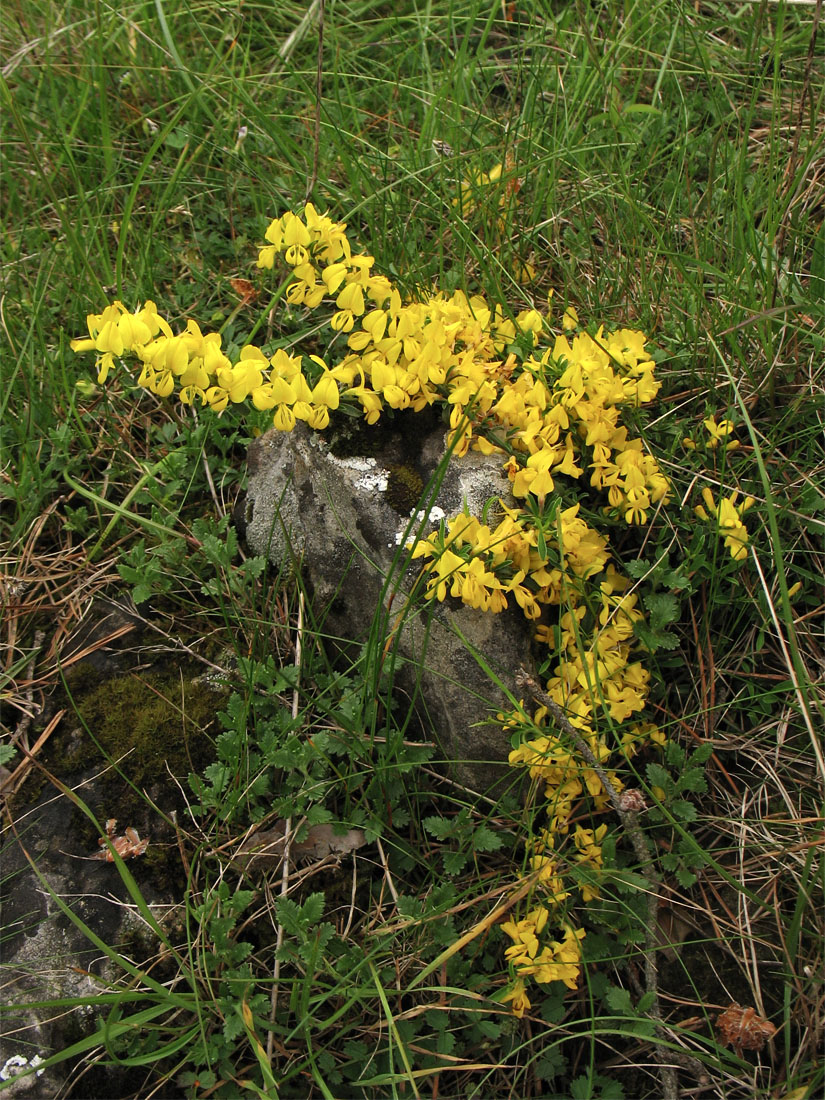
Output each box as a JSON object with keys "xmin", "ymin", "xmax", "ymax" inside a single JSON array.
[
  {"xmin": 327, "ymin": 453, "xmax": 378, "ymax": 473},
  {"xmin": 394, "ymin": 505, "xmax": 447, "ymax": 546},
  {"xmin": 326, "ymin": 453, "xmax": 389, "ymax": 494},
  {"xmin": 356, "ymin": 469, "xmax": 389, "ymax": 493},
  {"xmin": 1, "ymin": 1054, "xmax": 45, "ymax": 1081}
]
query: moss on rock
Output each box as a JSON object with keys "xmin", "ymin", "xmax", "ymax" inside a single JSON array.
[
  {"xmin": 385, "ymin": 463, "xmax": 425, "ymax": 515},
  {"xmin": 37, "ymin": 661, "xmax": 224, "ymax": 892}
]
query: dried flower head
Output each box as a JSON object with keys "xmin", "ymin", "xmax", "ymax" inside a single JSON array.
[
  {"xmin": 618, "ymin": 789, "xmax": 647, "ymax": 813},
  {"xmin": 716, "ymin": 1003, "xmax": 777, "ymax": 1056}
]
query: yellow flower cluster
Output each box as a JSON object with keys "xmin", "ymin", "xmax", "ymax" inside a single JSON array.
[
  {"xmin": 683, "ymin": 414, "xmax": 741, "ymax": 452},
  {"xmin": 500, "ymin": 907, "xmax": 587, "ymax": 992},
  {"xmin": 412, "ymin": 503, "xmax": 664, "ymax": 843},
  {"xmin": 71, "ymin": 204, "xmax": 677, "ymax": 1015},
  {"xmin": 257, "ymin": 208, "xmax": 670, "ymax": 534},
  {"xmin": 73, "ymin": 204, "xmax": 670, "ymax": 526},
  {"xmin": 409, "ymin": 504, "xmax": 606, "ymax": 618},
  {"xmin": 695, "ymin": 487, "xmax": 755, "ymax": 562},
  {"xmin": 71, "ymin": 301, "xmax": 342, "ymax": 430}
]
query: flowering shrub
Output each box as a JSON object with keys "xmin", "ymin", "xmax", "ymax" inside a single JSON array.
[{"xmin": 71, "ymin": 203, "xmax": 753, "ymax": 1016}]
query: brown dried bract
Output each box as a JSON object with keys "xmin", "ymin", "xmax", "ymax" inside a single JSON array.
[
  {"xmin": 715, "ymin": 1003, "xmax": 777, "ymax": 1056},
  {"xmin": 618, "ymin": 788, "xmax": 647, "ymax": 813},
  {"xmin": 229, "ymin": 278, "xmax": 258, "ymax": 305},
  {"xmin": 91, "ymin": 818, "xmax": 149, "ymax": 861}
]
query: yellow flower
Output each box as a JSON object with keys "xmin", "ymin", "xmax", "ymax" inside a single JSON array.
[
  {"xmin": 703, "ymin": 415, "xmax": 737, "ymax": 449},
  {"xmin": 519, "ymin": 926, "xmax": 586, "ymax": 989},
  {"xmin": 425, "ymin": 549, "xmax": 466, "ymax": 602},
  {"xmin": 696, "ymin": 488, "xmax": 754, "ymax": 561},
  {"xmin": 281, "ymin": 211, "xmax": 312, "ymax": 265},
  {"xmin": 500, "ymin": 980, "xmax": 531, "ymax": 1018},
  {"xmin": 321, "ymin": 262, "xmax": 348, "ymax": 294},
  {"xmin": 310, "ymin": 372, "xmax": 340, "ymax": 410},
  {"xmin": 273, "ymin": 404, "xmax": 296, "ymax": 431}
]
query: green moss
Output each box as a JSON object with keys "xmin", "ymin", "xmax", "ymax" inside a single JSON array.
[
  {"xmin": 38, "ymin": 662, "xmax": 224, "ymax": 891},
  {"xmin": 385, "ymin": 464, "xmax": 425, "ymax": 515},
  {"xmin": 60, "ymin": 662, "xmax": 219, "ymax": 788}
]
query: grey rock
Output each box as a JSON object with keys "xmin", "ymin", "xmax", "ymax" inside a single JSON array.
[
  {"xmin": 243, "ymin": 418, "xmax": 537, "ymax": 795},
  {"xmin": 0, "ymin": 781, "xmax": 176, "ymax": 1099}
]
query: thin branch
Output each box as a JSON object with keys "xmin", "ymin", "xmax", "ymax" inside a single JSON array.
[{"xmin": 515, "ymin": 668, "xmax": 681, "ymax": 1100}]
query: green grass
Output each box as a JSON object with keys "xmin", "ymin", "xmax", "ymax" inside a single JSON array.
[{"xmin": 1, "ymin": 1, "xmax": 823, "ymax": 1098}]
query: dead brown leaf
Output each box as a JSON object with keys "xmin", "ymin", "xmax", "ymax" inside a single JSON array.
[
  {"xmin": 90, "ymin": 818, "xmax": 149, "ymax": 861},
  {"xmin": 716, "ymin": 1003, "xmax": 777, "ymax": 1056},
  {"xmin": 234, "ymin": 820, "xmax": 367, "ymax": 872}
]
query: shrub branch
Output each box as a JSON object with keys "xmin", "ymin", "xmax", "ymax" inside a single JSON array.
[{"xmin": 515, "ymin": 668, "xmax": 681, "ymax": 1100}]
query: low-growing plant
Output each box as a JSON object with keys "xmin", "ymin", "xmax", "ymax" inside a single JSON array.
[{"xmin": 68, "ymin": 202, "xmax": 766, "ymax": 1064}]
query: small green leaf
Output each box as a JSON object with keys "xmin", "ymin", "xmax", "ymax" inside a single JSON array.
[
  {"xmin": 633, "ymin": 621, "xmax": 680, "ymax": 652},
  {"xmin": 625, "ymin": 558, "xmax": 652, "ymax": 579},
  {"xmin": 643, "ymin": 591, "xmax": 680, "ymax": 631},
  {"xmin": 571, "ymin": 1077, "xmax": 595, "ymax": 1099},
  {"xmin": 672, "ymin": 798, "xmax": 697, "ymax": 822},
  {"xmin": 300, "ymin": 892, "xmax": 326, "ymax": 924},
  {"xmin": 646, "ymin": 762, "xmax": 670, "ymax": 790},
  {"xmin": 605, "ymin": 985, "xmax": 635, "ymax": 1015},
  {"xmin": 423, "ymin": 816, "xmax": 453, "ymax": 839},
  {"xmin": 535, "ymin": 1046, "xmax": 566, "ymax": 1080},
  {"xmin": 690, "ymin": 743, "xmax": 714, "ymax": 765},
  {"xmin": 678, "ymin": 768, "xmax": 708, "ymax": 794},
  {"xmin": 443, "ymin": 851, "xmax": 468, "ymax": 875},
  {"xmin": 472, "ymin": 825, "xmax": 503, "ymax": 852}
]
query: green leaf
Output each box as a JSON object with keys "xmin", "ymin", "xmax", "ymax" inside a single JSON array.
[
  {"xmin": 607, "ymin": 869, "xmax": 650, "ymax": 893},
  {"xmin": 571, "ymin": 1077, "xmax": 595, "ymax": 1099},
  {"xmin": 646, "ymin": 762, "xmax": 671, "ymax": 790},
  {"xmin": 675, "ymin": 867, "xmax": 699, "ymax": 888},
  {"xmin": 203, "ymin": 762, "xmax": 229, "ymax": 790},
  {"xmin": 664, "ymin": 741, "xmax": 686, "ymax": 768},
  {"xmin": 598, "ymin": 1077, "xmax": 626, "ymax": 1100},
  {"xmin": 535, "ymin": 1046, "xmax": 566, "ymax": 1081},
  {"xmin": 690, "ymin": 743, "xmax": 714, "ymax": 765},
  {"xmin": 230, "ymin": 890, "xmax": 255, "ymax": 917},
  {"xmin": 678, "ymin": 768, "xmax": 708, "ymax": 794},
  {"xmin": 637, "ymin": 991, "xmax": 657, "ymax": 1013},
  {"xmin": 300, "ymin": 892, "xmax": 326, "ymax": 924},
  {"xmin": 625, "ymin": 558, "xmax": 652, "ymax": 579},
  {"xmin": 643, "ymin": 591, "xmax": 680, "ymax": 631},
  {"xmin": 443, "ymin": 851, "xmax": 468, "ymax": 875},
  {"xmin": 605, "ymin": 985, "xmax": 635, "ymax": 1015},
  {"xmin": 423, "ymin": 816, "xmax": 454, "ymax": 839},
  {"xmin": 633, "ymin": 621, "xmax": 681, "ymax": 652},
  {"xmin": 539, "ymin": 984, "xmax": 567, "ymax": 1024},
  {"xmin": 274, "ymin": 897, "xmax": 302, "ymax": 935},
  {"xmin": 472, "ymin": 825, "xmax": 503, "ymax": 852},
  {"xmin": 671, "ymin": 798, "xmax": 698, "ymax": 822}
]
